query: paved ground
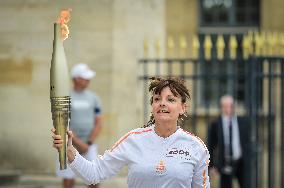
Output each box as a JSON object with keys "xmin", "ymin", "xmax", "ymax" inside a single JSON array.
[
  {"xmin": 0, "ymin": 173, "xmax": 127, "ymax": 188},
  {"xmin": 0, "ymin": 171, "xmax": 222, "ymax": 188}
]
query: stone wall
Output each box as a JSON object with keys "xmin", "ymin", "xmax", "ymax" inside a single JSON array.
[
  {"xmin": 0, "ymin": 0, "xmax": 165, "ymax": 175},
  {"xmin": 262, "ymin": 0, "xmax": 284, "ymax": 31}
]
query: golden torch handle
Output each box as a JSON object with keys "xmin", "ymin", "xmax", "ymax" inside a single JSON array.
[{"xmin": 51, "ymin": 97, "xmax": 71, "ymax": 169}]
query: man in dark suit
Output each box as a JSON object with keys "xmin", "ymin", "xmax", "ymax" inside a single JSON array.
[{"xmin": 207, "ymin": 95, "xmax": 250, "ymax": 188}]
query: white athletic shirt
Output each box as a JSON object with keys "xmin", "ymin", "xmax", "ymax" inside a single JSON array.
[
  {"xmin": 70, "ymin": 90, "xmax": 102, "ymax": 143},
  {"xmin": 69, "ymin": 125, "xmax": 210, "ymax": 188}
]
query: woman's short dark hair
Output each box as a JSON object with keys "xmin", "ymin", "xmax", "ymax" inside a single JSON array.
[
  {"xmin": 149, "ymin": 77, "xmax": 190, "ymax": 104},
  {"xmin": 144, "ymin": 77, "xmax": 191, "ymax": 127}
]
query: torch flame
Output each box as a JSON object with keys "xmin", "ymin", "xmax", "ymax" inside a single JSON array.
[{"xmin": 57, "ymin": 9, "xmax": 72, "ymax": 41}]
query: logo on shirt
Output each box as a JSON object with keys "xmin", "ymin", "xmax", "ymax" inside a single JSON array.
[
  {"xmin": 72, "ymin": 100, "xmax": 91, "ymax": 109},
  {"xmin": 166, "ymin": 147, "xmax": 192, "ymax": 160},
  {"xmin": 155, "ymin": 160, "xmax": 167, "ymax": 175}
]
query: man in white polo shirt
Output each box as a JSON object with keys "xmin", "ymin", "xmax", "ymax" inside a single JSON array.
[{"xmin": 56, "ymin": 63, "xmax": 102, "ymax": 188}]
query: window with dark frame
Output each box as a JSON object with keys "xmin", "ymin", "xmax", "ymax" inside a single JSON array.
[
  {"xmin": 200, "ymin": 0, "xmax": 260, "ymax": 26},
  {"xmin": 198, "ymin": 0, "xmax": 260, "ymax": 107}
]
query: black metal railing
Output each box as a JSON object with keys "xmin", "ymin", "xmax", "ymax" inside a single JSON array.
[{"xmin": 138, "ymin": 56, "xmax": 284, "ymax": 188}]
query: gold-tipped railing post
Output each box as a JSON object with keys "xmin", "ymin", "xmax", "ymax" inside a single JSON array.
[
  {"xmin": 179, "ymin": 35, "xmax": 187, "ymax": 58},
  {"xmin": 271, "ymin": 32, "xmax": 278, "ymax": 56},
  {"xmin": 280, "ymin": 33, "xmax": 284, "ymax": 56},
  {"xmin": 247, "ymin": 30, "xmax": 254, "ymax": 56},
  {"xmin": 229, "ymin": 35, "xmax": 238, "ymax": 60},
  {"xmin": 192, "ymin": 34, "xmax": 200, "ymax": 59},
  {"xmin": 242, "ymin": 35, "xmax": 250, "ymax": 60},
  {"xmin": 254, "ymin": 31, "xmax": 264, "ymax": 56},
  {"xmin": 275, "ymin": 32, "xmax": 281, "ymax": 56},
  {"xmin": 267, "ymin": 31, "xmax": 277, "ymax": 56},
  {"xmin": 262, "ymin": 31, "xmax": 268, "ymax": 56},
  {"xmin": 167, "ymin": 35, "xmax": 175, "ymax": 58},
  {"xmin": 143, "ymin": 38, "xmax": 149, "ymax": 58},
  {"xmin": 204, "ymin": 35, "xmax": 212, "ymax": 60},
  {"xmin": 216, "ymin": 34, "xmax": 225, "ymax": 60},
  {"xmin": 155, "ymin": 38, "xmax": 161, "ymax": 58}
]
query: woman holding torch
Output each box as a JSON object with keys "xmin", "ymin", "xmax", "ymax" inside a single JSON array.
[{"xmin": 52, "ymin": 77, "xmax": 210, "ymax": 188}]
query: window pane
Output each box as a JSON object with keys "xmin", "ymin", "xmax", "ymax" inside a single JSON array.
[
  {"xmin": 201, "ymin": 0, "xmax": 231, "ymax": 25},
  {"xmin": 235, "ymin": 0, "xmax": 259, "ymax": 25},
  {"xmin": 204, "ymin": 12, "xmax": 213, "ymax": 24},
  {"xmin": 219, "ymin": 9, "xmax": 229, "ymax": 23},
  {"xmin": 236, "ymin": 10, "xmax": 245, "ymax": 23},
  {"xmin": 200, "ymin": 0, "xmax": 259, "ymax": 26},
  {"xmin": 236, "ymin": 0, "xmax": 245, "ymax": 7}
]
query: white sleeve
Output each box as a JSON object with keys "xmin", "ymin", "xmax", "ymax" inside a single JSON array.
[
  {"xmin": 191, "ymin": 149, "xmax": 210, "ymax": 188},
  {"xmin": 69, "ymin": 139, "xmax": 129, "ymax": 185}
]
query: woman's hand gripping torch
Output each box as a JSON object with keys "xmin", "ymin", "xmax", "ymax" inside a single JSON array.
[
  {"xmin": 52, "ymin": 128, "xmax": 77, "ymax": 164},
  {"xmin": 50, "ymin": 9, "xmax": 72, "ymax": 170}
]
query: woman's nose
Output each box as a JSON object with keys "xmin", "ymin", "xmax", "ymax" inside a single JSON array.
[{"xmin": 159, "ymin": 99, "xmax": 166, "ymax": 106}]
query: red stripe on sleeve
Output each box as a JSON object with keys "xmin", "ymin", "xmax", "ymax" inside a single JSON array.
[{"xmin": 110, "ymin": 128, "xmax": 152, "ymax": 152}]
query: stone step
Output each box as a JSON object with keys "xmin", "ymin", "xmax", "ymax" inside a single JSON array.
[{"xmin": 0, "ymin": 170, "xmax": 21, "ymax": 186}]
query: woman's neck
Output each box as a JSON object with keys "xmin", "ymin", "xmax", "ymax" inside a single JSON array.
[{"xmin": 154, "ymin": 121, "xmax": 178, "ymax": 138}]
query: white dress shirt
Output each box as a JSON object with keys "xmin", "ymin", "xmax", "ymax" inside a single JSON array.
[{"xmin": 222, "ymin": 116, "xmax": 242, "ymax": 160}]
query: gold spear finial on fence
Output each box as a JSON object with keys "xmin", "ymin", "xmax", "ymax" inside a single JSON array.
[
  {"xmin": 274, "ymin": 32, "xmax": 281, "ymax": 56},
  {"xmin": 143, "ymin": 38, "xmax": 149, "ymax": 58},
  {"xmin": 280, "ymin": 33, "xmax": 284, "ymax": 56},
  {"xmin": 229, "ymin": 35, "xmax": 238, "ymax": 60},
  {"xmin": 167, "ymin": 35, "xmax": 175, "ymax": 58},
  {"xmin": 265, "ymin": 31, "xmax": 272, "ymax": 56},
  {"xmin": 242, "ymin": 35, "xmax": 250, "ymax": 59},
  {"xmin": 247, "ymin": 30, "xmax": 254, "ymax": 55},
  {"xmin": 155, "ymin": 38, "xmax": 161, "ymax": 57},
  {"xmin": 179, "ymin": 35, "xmax": 187, "ymax": 57},
  {"xmin": 270, "ymin": 32, "xmax": 278, "ymax": 56},
  {"xmin": 261, "ymin": 31, "xmax": 268, "ymax": 56},
  {"xmin": 254, "ymin": 31, "xmax": 264, "ymax": 56},
  {"xmin": 204, "ymin": 35, "xmax": 212, "ymax": 60},
  {"xmin": 192, "ymin": 34, "xmax": 200, "ymax": 59},
  {"xmin": 216, "ymin": 34, "xmax": 225, "ymax": 60},
  {"xmin": 266, "ymin": 31, "xmax": 272, "ymax": 56}
]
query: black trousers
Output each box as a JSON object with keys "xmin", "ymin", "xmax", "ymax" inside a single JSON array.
[{"xmin": 220, "ymin": 158, "xmax": 244, "ymax": 188}]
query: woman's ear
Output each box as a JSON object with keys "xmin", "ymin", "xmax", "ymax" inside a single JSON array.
[{"xmin": 182, "ymin": 103, "xmax": 187, "ymax": 113}]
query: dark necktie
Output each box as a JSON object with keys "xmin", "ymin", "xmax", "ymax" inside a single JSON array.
[{"xmin": 229, "ymin": 119, "xmax": 233, "ymax": 157}]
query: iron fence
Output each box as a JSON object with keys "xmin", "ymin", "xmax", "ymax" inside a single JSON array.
[{"xmin": 138, "ymin": 56, "xmax": 284, "ymax": 188}]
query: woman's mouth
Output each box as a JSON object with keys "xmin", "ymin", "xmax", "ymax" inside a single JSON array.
[{"xmin": 158, "ymin": 109, "xmax": 169, "ymax": 113}]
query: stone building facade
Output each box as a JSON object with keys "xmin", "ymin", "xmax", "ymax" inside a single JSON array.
[{"xmin": 0, "ymin": 0, "xmax": 283, "ymax": 187}]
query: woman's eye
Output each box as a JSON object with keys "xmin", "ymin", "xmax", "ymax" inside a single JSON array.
[
  {"xmin": 153, "ymin": 97, "xmax": 160, "ymax": 102},
  {"xmin": 168, "ymin": 98, "xmax": 175, "ymax": 102}
]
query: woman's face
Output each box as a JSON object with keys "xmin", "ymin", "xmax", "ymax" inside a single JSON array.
[{"xmin": 152, "ymin": 87, "xmax": 186, "ymax": 124}]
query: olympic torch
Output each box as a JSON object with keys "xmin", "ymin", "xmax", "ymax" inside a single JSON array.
[{"xmin": 50, "ymin": 9, "xmax": 71, "ymax": 170}]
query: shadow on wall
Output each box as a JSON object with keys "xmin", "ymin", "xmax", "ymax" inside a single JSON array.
[{"xmin": 0, "ymin": 58, "xmax": 33, "ymax": 85}]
